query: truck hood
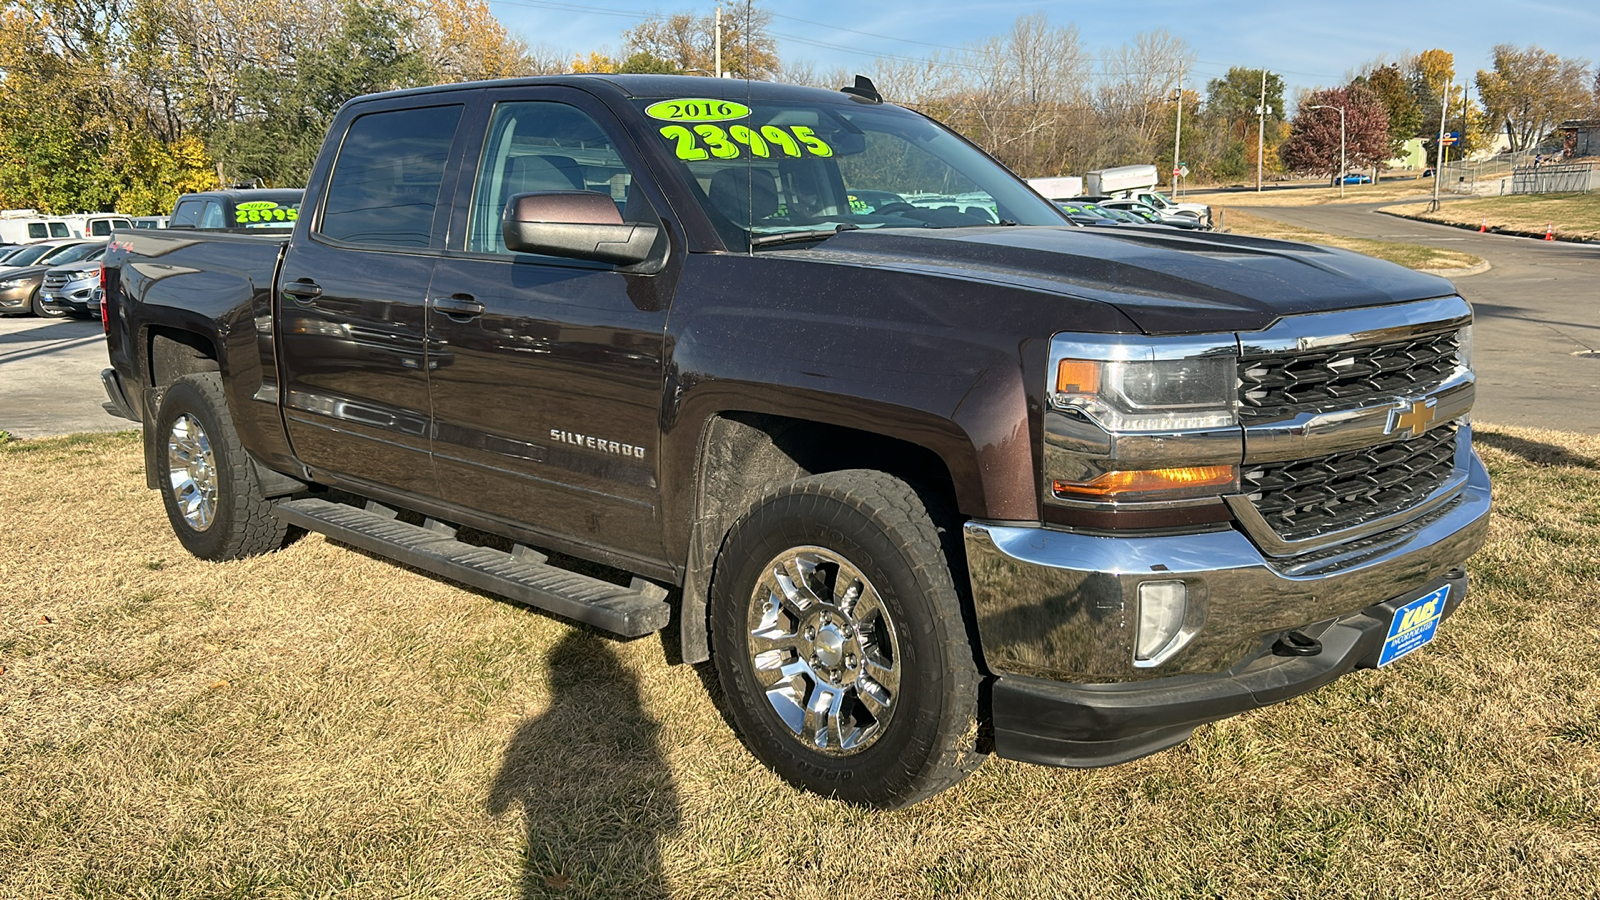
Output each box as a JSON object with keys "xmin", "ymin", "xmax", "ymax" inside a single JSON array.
[{"xmin": 793, "ymin": 225, "xmax": 1456, "ymax": 334}]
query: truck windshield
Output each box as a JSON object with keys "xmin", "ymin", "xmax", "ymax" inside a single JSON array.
[{"xmin": 633, "ymin": 97, "xmax": 1066, "ymax": 248}]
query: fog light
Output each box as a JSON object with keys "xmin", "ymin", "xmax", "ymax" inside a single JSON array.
[{"xmin": 1136, "ymin": 581, "xmax": 1188, "ymax": 662}]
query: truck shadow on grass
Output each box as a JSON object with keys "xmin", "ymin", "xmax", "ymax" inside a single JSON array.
[
  {"xmin": 487, "ymin": 631, "xmax": 680, "ymax": 899},
  {"xmin": 1475, "ymin": 429, "xmax": 1598, "ymax": 469}
]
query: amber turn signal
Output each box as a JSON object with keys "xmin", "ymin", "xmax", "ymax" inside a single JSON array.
[
  {"xmin": 1054, "ymin": 359, "xmax": 1101, "ymax": 395},
  {"xmin": 1053, "ymin": 465, "xmax": 1237, "ymax": 498}
]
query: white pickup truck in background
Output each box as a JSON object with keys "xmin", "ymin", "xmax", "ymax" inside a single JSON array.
[{"xmin": 1086, "ymin": 164, "xmax": 1212, "ymax": 228}]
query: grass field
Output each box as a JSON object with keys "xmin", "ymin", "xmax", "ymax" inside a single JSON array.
[
  {"xmin": 1380, "ymin": 193, "xmax": 1600, "ymax": 241},
  {"xmin": 3, "ymin": 428, "xmax": 1598, "ymax": 898},
  {"xmin": 1219, "ymin": 208, "xmax": 1485, "ymax": 271},
  {"xmin": 1187, "ymin": 179, "xmax": 1439, "ymax": 208}
]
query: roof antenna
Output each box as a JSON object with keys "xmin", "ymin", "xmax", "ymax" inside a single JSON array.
[{"xmin": 840, "ymin": 75, "xmax": 882, "ymax": 104}]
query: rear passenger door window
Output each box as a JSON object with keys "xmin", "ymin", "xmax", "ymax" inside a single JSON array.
[
  {"xmin": 171, "ymin": 200, "xmax": 203, "ymax": 228},
  {"xmin": 318, "ymin": 105, "xmax": 464, "ymax": 249}
]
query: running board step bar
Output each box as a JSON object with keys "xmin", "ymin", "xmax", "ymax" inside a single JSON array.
[{"xmin": 274, "ymin": 497, "xmax": 671, "ymax": 637}]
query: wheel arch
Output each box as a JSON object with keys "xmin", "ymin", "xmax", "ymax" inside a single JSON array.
[{"xmin": 675, "ymin": 411, "xmax": 978, "ymax": 666}]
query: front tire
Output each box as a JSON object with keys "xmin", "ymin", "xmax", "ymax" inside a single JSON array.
[
  {"xmin": 31, "ymin": 289, "xmax": 69, "ymax": 319},
  {"xmin": 154, "ymin": 372, "xmax": 292, "ymax": 561},
  {"xmin": 710, "ymin": 470, "xmax": 983, "ymax": 807}
]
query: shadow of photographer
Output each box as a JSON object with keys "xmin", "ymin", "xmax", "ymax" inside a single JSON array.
[{"xmin": 488, "ymin": 631, "xmax": 680, "ymax": 898}]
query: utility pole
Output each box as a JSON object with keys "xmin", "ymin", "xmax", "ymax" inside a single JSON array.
[
  {"xmin": 1431, "ymin": 79, "xmax": 1450, "ymax": 212},
  {"xmin": 1172, "ymin": 62, "xmax": 1183, "ymax": 197},
  {"xmin": 714, "ymin": 3, "xmax": 723, "ymax": 79},
  {"xmin": 1256, "ymin": 69, "xmax": 1266, "ymax": 192}
]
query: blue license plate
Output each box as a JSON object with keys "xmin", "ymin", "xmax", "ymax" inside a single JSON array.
[{"xmin": 1378, "ymin": 585, "xmax": 1449, "ymax": 666}]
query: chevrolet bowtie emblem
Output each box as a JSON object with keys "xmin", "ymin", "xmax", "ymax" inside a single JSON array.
[{"xmin": 1387, "ymin": 397, "xmax": 1437, "ymax": 438}]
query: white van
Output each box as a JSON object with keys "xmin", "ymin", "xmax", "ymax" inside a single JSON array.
[
  {"xmin": 61, "ymin": 214, "xmax": 135, "ymax": 238},
  {"xmin": 0, "ymin": 209, "xmax": 75, "ymax": 244}
]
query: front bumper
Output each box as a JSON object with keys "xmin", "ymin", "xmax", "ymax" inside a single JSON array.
[
  {"xmin": 963, "ymin": 447, "xmax": 1490, "ymax": 765},
  {"xmin": 0, "ymin": 283, "xmax": 32, "ymax": 313}
]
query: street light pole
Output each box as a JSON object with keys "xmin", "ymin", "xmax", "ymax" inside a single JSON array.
[
  {"xmin": 1310, "ymin": 104, "xmax": 1346, "ymax": 199},
  {"xmin": 1256, "ymin": 69, "xmax": 1266, "ymax": 193},
  {"xmin": 1171, "ymin": 62, "xmax": 1184, "ymax": 197}
]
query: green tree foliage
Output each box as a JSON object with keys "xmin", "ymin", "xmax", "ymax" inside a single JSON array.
[
  {"xmin": 212, "ymin": 0, "xmax": 433, "ymax": 186},
  {"xmin": 1355, "ymin": 64, "xmax": 1422, "ymax": 159}
]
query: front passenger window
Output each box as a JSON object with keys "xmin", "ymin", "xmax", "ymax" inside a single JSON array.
[{"xmin": 467, "ymin": 101, "xmax": 648, "ymax": 255}]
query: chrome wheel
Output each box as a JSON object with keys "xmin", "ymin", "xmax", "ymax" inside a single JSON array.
[
  {"xmin": 747, "ymin": 545, "xmax": 901, "ymax": 755},
  {"xmin": 166, "ymin": 413, "xmax": 217, "ymax": 531}
]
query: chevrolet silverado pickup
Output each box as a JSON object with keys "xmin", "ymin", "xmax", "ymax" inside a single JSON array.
[{"xmin": 101, "ymin": 74, "xmax": 1490, "ymax": 808}]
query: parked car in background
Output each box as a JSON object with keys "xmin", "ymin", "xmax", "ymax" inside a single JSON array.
[
  {"xmin": 1097, "ymin": 198, "xmax": 1207, "ymax": 229},
  {"xmin": 38, "ymin": 246, "xmax": 108, "ymax": 317},
  {"xmin": 1338, "ymin": 173, "xmax": 1373, "ymax": 185},
  {"xmin": 0, "ymin": 238, "xmax": 98, "ymax": 271},
  {"xmin": 0, "ymin": 210, "xmax": 74, "ymax": 244},
  {"xmin": 63, "ymin": 214, "xmax": 134, "ymax": 238},
  {"xmin": 132, "ymin": 216, "xmax": 169, "ymax": 229},
  {"xmin": 0, "ymin": 239, "xmax": 102, "ymax": 317},
  {"xmin": 1053, "ymin": 202, "xmax": 1122, "ymax": 227},
  {"xmin": 169, "ymin": 188, "xmax": 303, "ymax": 230}
]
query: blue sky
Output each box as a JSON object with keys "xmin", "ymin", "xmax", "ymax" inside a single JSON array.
[{"xmin": 488, "ymin": 0, "xmax": 1600, "ymax": 102}]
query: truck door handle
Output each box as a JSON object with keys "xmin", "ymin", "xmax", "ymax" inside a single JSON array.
[
  {"xmin": 431, "ymin": 293, "xmax": 484, "ymax": 319},
  {"xmin": 283, "ymin": 279, "xmax": 322, "ymax": 302}
]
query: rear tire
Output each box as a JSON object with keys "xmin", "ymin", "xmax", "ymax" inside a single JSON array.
[
  {"xmin": 154, "ymin": 372, "xmax": 292, "ymax": 561},
  {"xmin": 709, "ymin": 469, "xmax": 983, "ymax": 807}
]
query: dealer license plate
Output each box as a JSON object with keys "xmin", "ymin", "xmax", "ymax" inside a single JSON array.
[{"xmin": 1378, "ymin": 585, "xmax": 1449, "ymax": 667}]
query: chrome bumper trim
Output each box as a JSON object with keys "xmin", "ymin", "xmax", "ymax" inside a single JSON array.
[{"xmin": 963, "ymin": 448, "xmax": 1490, "ymax": 682}]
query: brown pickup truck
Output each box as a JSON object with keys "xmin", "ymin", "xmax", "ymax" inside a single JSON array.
[{"xmin": 101, "ymin": 74, "xmax": 1490, "ymax": 807}]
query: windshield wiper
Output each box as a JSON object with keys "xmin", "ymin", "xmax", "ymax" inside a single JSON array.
[{"xmin": 748, "ymin": 223, "xmax": 859, "ymax": 250}]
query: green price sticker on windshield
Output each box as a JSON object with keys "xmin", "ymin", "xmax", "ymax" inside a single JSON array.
[
  {"xmin": 235, "ymin": 202, "xmax": 297, "ymax": 225},
  {"xmin": 659, "ymin": 123, "xmax": 834, "ymax": 161},
  {"xmin": 646, "ymin": 98, "xmax": 751, "ymax": 123}
]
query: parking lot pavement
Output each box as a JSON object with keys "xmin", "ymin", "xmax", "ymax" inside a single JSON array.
[
  {"xmin": 0, "ymin": 316, "xmax": 135, "ymax": 439},
  {"xmin": 1230, "ymin": 201, "xmax": 1600, "ymax": 433}
]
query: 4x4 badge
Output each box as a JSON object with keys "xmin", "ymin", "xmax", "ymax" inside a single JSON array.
[{"xmin": 1386, "ymin": 397, "xmax": 1438, "ymax": 438}]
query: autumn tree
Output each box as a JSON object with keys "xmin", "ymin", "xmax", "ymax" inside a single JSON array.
[
  {"xmin": 1280, "ymin": 84, "xmax": 1390, "ymax": 179},
  {"xmin": 1476, "ymin": 43, "xmax": 1593, "ymax": 151},
  {"xmin": 623, "ymin": 1, "xmax": 777, "ymax": 79},
  {"xmin": 1093, "ymin": 29, "xmax": 1195, "ymax": 170},
  {"xmin": 405, "ymin": 0, "xmax": 533, "ymax": 80}
]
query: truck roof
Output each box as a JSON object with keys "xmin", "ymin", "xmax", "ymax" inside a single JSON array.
[{"xmin": 345, "ymin": 74, "xmax": 868, "ymax": 109}]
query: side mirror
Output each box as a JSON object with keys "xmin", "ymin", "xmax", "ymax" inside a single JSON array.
[{"xmin": 501, "ymin": 191, "xmax": 660, "ymax": 267}]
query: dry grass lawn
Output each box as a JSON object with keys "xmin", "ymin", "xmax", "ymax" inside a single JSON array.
[
  {"xmin": 3, "ymin": 428, "xmax": 1598, "ymax": 898},
  {"xmin": 1219, "ymin": 208, "xmax": 1484, "ymax": 271},
  {"xmin": 1380, "ymin": 193, "xmax": 1600, "ymax": 241},
  {"xmin": 1187, "ymin": 179, "xmax": 1440, "ymax": 208}
]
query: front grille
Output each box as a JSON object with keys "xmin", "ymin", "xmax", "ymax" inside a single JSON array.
[
  {"xmin": 1238, "ymin": 329, "xmax": 1461, "ymax": 423},
  {"xmin": 42, "ymin": 272, "xmax": 71, "ymax": 291},
  {"xmin": 1242, "ymin": 425, "xmax": 1458, "ymax": 543}
]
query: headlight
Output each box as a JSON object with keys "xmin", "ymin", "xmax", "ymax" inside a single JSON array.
[
  {"xmin": 0, "ymin": 279, "xmax": 25, "ymax": 290},
  {"xmin": 1050, "ymin": 339, "xmax": 1239, "ymax": 433},
  {"xmin": 1045, "ymin": 333, "xmax": 1243, "ymax": 505}
]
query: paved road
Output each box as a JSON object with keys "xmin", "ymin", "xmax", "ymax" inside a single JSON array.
[
  {"xmin": 0, "ymin": 316, "xmax": 134, "ymax": 439},
  {"xmin": 1232, "ymin": 199, "xmax": 1600, "ymax": 432}
]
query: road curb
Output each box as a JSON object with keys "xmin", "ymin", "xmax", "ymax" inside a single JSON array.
[{"xmin": 1375, "ymin": 208, "xmax": 1597, "ymax": 244}]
